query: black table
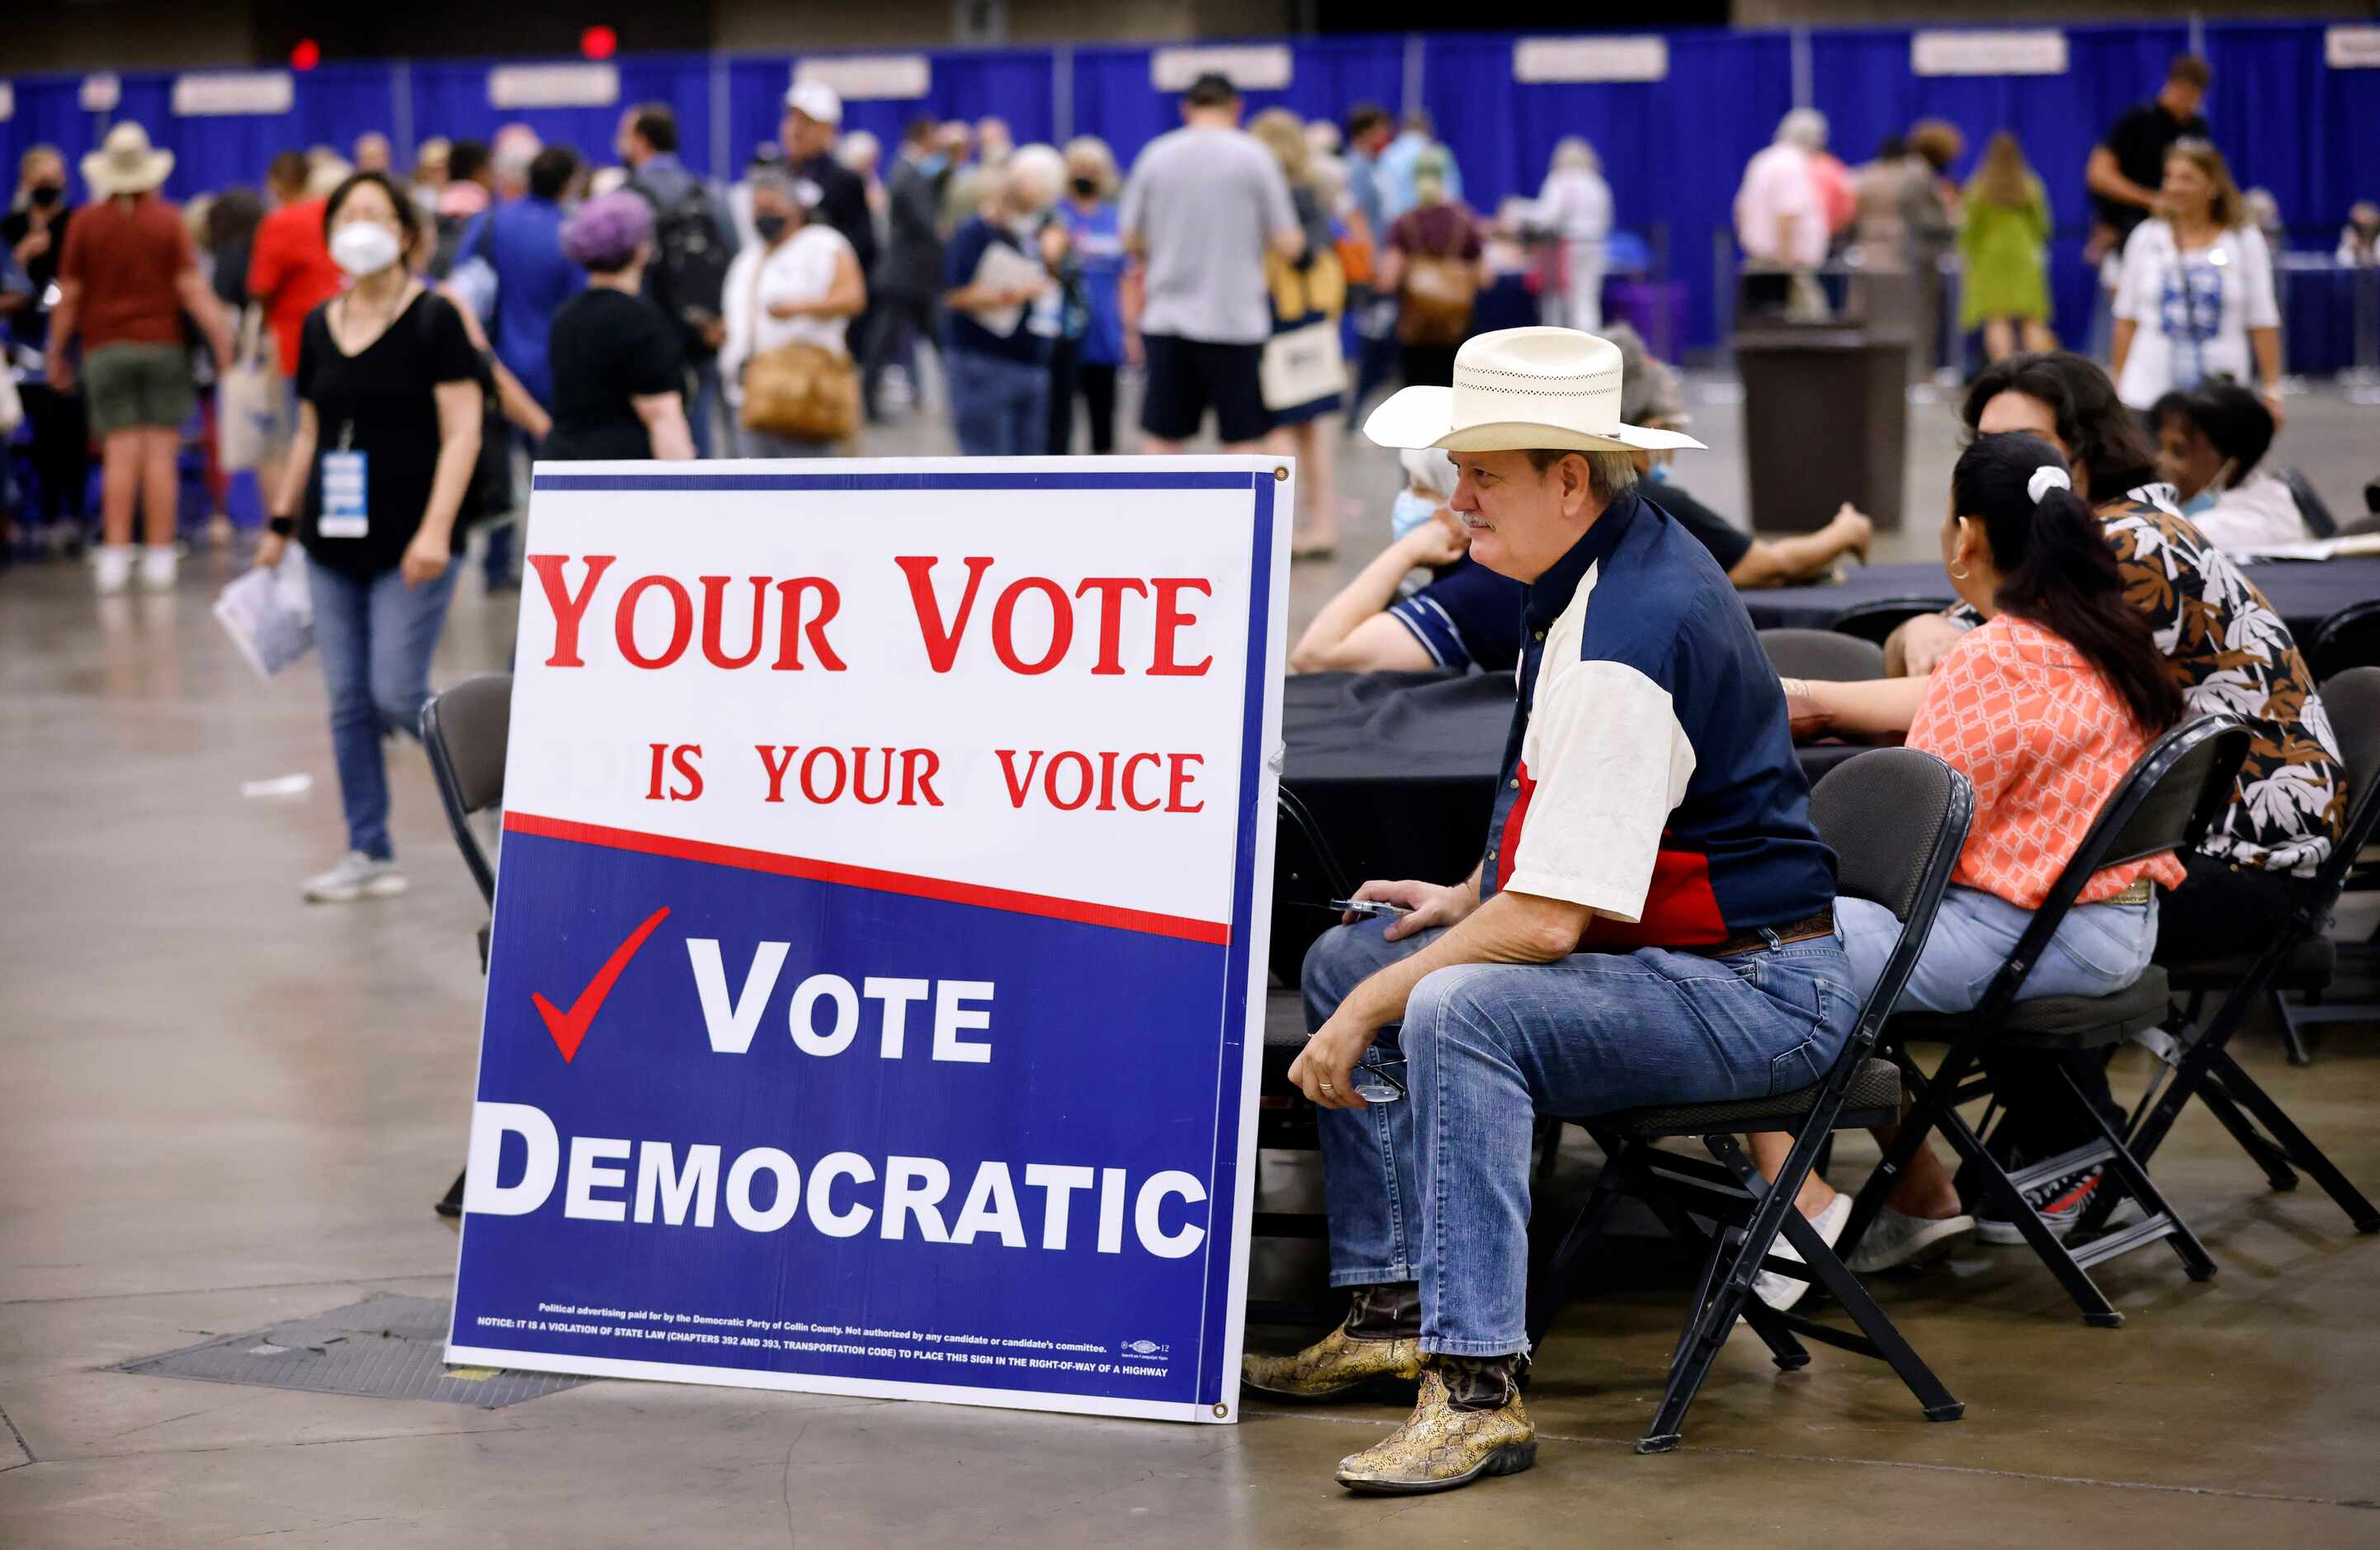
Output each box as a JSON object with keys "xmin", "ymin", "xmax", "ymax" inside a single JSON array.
[
  {"xmin": 1277, "ymin": 672, "xmax": 1880, "ymax": 974},
  {"xmin": 1741, "ymin": 557, "xmax": 2380, "ymax": 643}
]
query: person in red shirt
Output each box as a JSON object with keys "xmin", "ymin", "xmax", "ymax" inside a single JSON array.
[
  {"xmin": 247, "ymin": 151, "xmax": 345, "ymax": 498},
  {"xmin": 48, "ymin": 122, "xmax": 233, "ymax": 593}
]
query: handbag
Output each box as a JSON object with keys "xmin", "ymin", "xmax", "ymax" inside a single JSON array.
[
  {"xmin": 1260, "ymin": 318, "xmax": 1347, "ymax": 412},
  {"xmin": 216, "ymin": 305, "xmax": 277, "ymax": 473},
  {"xmin": 736, "ymin": 253, "xmax": 858, "ymax": 442}
]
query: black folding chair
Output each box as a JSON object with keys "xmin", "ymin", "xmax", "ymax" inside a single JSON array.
[
  {"xmin": 1527, "ymin": 748, "xmax": 1973, "ymax": 1453},
  {"xmin": 2276, "ymin": 466, "xmax": 2339, "ymax": 540},
  {"xmin": 1826, "ymin": 597, "xmax": 1959, "ymax": 648},
  {"xmin": 1759, "ymin": 627, "xmax": 1887, "ymax": 683},
  {"xmin": 1839, "ymin": 715, "xmax": 2251, "ymax": 1326},
  {"xmin": 2086, "ymin": 670, "xmax": 2380, "ymax": 1235},
  {"xmin": 420, "ymin": 672, "xmax": 513, "ymax": 1218},
  {"xmin": 2308, "ymin": 600, "xmax": 2380, "ymax": 684}
]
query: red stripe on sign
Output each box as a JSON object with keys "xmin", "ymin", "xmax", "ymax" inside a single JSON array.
[{"xmin": 501, "ymin": 810, "xmax": 1233, "ymax": 947}]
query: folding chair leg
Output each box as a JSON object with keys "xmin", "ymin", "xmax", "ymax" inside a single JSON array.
[
  {"xmin": 2269, "ymin": 988, "xmax": 2312, "ymax": 1066},
  {"xmin": 1934, "ymin": 1107, "xmax": 2126, "ymax": 1326},
  {"xmin": 1524, "ymin": 1155, "xmax": 1627, "ymax": 1349},
  {"xmin": 1708, "ymin": 1136, "xmax": 1960, "ymax": 1421},
  {"xmin": 2207, "ymin": 1051, "xmax": 2380, "ymax": 1232}
]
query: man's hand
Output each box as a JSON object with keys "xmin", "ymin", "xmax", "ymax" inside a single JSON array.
[
  {"xmin": 2082, "ymin": 223, "xmax": 2116, "ymax": 267},
  {"xmin": 1889, "ymin": 613, "xmax": 1966, "ymax": 678},
  {"xmin": 13, "ymin": 228, "xmax": 50, "ymax": 267},
  {"xmin": 1288, "ymin": 1001, "xmax": 1378, "ymax": 1111},
  {"xmin": 697, "ymin": 315, "xmax": 727, "ymax": 350},
  {"xmin": 2261, "ymin": 386, "xmax": 2287, "ymax": 432},
  {"xmin": 1348, "ymin": 877, "xmax": 1476, "ymax": 942},
  {"xmin": 47, "ymin": 357, "xmax": 73, "ymax": 395}
]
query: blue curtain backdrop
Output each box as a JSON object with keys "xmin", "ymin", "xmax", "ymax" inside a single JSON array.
[{"xmin": 7, "ymin": 21, "xmax": 2372, "ymax": 355}]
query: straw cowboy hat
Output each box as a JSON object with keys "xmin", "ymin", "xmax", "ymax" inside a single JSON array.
[
  {"xmin": 1364, "ymin": 326, "xmax": 1705, "ymax": 456},
  {"xmin": 82, "ymin": 122, "xmax": 174, "ymax": 198}
]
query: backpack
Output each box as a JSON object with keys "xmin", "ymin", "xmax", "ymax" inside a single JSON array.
[
  {"xmin": 644, "ymin": 181, "xmax": 731, "ymax": 354},
  {"xmin": 1397, "ymin": 214, "xmax": 1479, "ymax": 347}
]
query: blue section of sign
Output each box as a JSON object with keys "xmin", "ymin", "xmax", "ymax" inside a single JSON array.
[{"xmin": 453, "ymin": 832, "xmax": 1238, "ymax": 1407}]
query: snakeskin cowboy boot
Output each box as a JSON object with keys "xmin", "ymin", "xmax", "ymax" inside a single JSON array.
[
  {"xmin": 1334, "ymin": 1355, "xmax": 1535, "ymax": 1494},
  {"xmin": 1241, "ymin": 1282, "xmax": 1424, "ymax": 1400}
]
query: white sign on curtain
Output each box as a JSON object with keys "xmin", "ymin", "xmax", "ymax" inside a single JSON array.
[
  {"xmin": 2328, "ymin": 26, "xmax": 2380, "ymax": 69},
  {"xmin": 1512, "ymin": 37, "xmax": 1670, "ymax": 85},
  {"xmin": 1912, "ymin": 31, "xmax": 2069, "ymax": 77},
  {"xmin": 172, "ymin": 73, "xmax": 295, "ymax": 117},
  {"xmin": 1150, "ymin": 46, "xmax": 1292, "ymax": 94},
  {"xmin": 796, "ymin": 55, "xmax": 933, "ymax": 101},
  {"xmin": 80, "ymin": 74, "xmax": 120, "ymax": 113},
  {"xmin": 489, "ymin": 64, "xmax": 621, "ymax": 111}
]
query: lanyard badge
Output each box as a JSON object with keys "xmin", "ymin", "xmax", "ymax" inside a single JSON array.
[{"xmin": 319, "ymin": 422, "xmax": 368, "ymax": 539}]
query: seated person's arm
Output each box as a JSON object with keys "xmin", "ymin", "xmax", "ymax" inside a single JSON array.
[
  {"xmin": 1883, "ymin": 607, "xmax": 1977, "ymax": 677},
  {"xmin": 1779, "ymin": 674, "xmax": 1929, "ymax": 740},
  {"xmin": 1288, "ymin": 521, "xmax": 1467, "ymax": 673},
  {"xmin": 1726, "ymin": 503, "xmax": 1873, "ymax": 590}
]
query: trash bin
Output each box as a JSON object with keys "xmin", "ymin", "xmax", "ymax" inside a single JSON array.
[{"xmin": 1733, "ymin": 325, "xmax": 1909, "ymax": 534}]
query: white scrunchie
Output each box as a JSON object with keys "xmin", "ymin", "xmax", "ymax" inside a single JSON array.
[{"xmin": 2028, "ymin": 465, "xmax": 2073, "ymax": 503}]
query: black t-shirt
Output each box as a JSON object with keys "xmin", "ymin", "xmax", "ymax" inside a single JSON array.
[
  {"xmin": 542, "ymin": 288, "xmax": 684, "ymax": 463},
  {"xmin": 796, "ymin": 153, "xmax": 877, "ymax": 276},
  {"xmin": 295, "ymin": 289, "xmax": 482, "ymax": 576},
  {"xmin": 2095, "ymin": 102, "xmax": 2208, "ymax": 239},
  {"xmin": 1642, "ymin": 480, "xmax": 1754, "ymax": 574}
]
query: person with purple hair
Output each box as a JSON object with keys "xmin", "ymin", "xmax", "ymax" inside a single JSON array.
[{"xmin": 542, "ymin": 190, "xmax": 695, "ymax": 462}]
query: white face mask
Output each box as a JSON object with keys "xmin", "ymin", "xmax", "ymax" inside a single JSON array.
[{"xmin": 330, "ymin": 221, "xmax": 403, "ymax": 278}]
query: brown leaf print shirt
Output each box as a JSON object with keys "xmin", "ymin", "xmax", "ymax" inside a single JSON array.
[{"xmin": 1949, "ymin": 489, "xmax": 2345, "ymax": 876}]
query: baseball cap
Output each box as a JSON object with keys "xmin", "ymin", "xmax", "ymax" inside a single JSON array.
[{"xmin": 785, "ymin": 80, "xmax": 843, "ymax": 127}]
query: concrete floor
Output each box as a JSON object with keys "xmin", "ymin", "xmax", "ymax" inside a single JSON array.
[{"xmin": 3, "ymin": 378, "xmax": 2378, "ymax": 1548}]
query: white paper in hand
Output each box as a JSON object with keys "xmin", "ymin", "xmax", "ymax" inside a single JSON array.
[
  {"xmin": 214, "ymin": 555, "xmax": 315, "ymax": 678},
  {"xmin": 966, "ymin": 241, "xmax": 1047, "ymax": 338}
]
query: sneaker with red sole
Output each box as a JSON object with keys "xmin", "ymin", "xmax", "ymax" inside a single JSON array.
[{"xmin": 1976, "ymin": 1167, "xmax": 2101, "ymax": 1245}]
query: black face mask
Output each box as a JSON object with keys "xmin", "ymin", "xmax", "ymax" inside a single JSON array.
[
  {"xmin": 753, "ymin": 214, "xmax": 789, "ymax": 243},
  {"xmin": 30, "ymin": 184, "xmax": 63, "ymax": 208},
  {"xmin": 1070, "ymin": 177, "xmax": 1098, "ymax": 198}
]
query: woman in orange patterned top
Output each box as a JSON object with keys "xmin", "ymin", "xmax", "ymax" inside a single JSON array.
[{"xmin": 1745, "ymin": 432, "xmax": 2187, "ymax": 1302}]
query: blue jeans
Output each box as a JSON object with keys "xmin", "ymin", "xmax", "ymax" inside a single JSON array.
[
  {"xmin": 1837, "ymin": 886, "xmax": 2158, "ymax": 1014},
  {"xmin": 1302, "ymin": 919, "xmax": 1858, "ymax": 1356},
  {"xmin": 947, "ymin": 350, "xmax": 1048, "ymax": 456},
  {"xmin": 687, "ymin": 359, "xmax": 726, "ymax": 459},
  {"xmin": 309, "ymin": 559, "xmax": 460, "ymax": 861}
]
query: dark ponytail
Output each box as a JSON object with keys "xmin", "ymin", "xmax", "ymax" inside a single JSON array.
[{"xmin": 1952, "ymin": 433, "xmax": 2185, "ymax": 735}]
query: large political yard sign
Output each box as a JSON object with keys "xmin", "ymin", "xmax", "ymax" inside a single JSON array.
[{"xmin": 446, "ymin": 458, "xmax": 1288, "ymax": 1424}]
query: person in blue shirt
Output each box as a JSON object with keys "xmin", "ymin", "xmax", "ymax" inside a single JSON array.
[
  {"xmin": 452, "ymin": 145, "xmax": 583, "ymax": 589},
  {"xmin": 941, "ymin": 158, "xmax": 1060, "ymax": 456},
  {"xmin": 1375, "ymin": 110, "xmax": 1464, "ymax": 229},
  {"xmin": 1050, "ymin": 139, "xmax": 1126, "ymax": 454}
]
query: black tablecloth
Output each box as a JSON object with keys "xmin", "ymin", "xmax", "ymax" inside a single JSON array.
[
  {"xmin": 1276, "ymin": 671, "xmax": 1880, "ymax": 976},
  {"xmin": 1741, "ymin": 557, "xmax": 2380, "ymax": 642}
]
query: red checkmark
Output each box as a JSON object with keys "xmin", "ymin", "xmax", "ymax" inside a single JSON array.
[{"xmin": 532, "ymin": 905, "xmax": 672, "ymax": 1063}]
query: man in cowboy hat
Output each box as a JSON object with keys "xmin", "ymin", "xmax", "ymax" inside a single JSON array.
[
  {"xmin": 50, "ymin": 121, "xmax": 233, "ymax": 593},
  {"xmin": 1244, "ymin": 327, "xmax": 1853, "ymax": 1495}
]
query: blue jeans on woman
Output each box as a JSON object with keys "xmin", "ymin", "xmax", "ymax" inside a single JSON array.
[
  {"xmin": 1836, "ymin": 886, "xmax": 2158, "ymax": 1013},
  {"xmin": 1301, "ymin": 918, "xmax": 1859, "ymax": 1357},
  {"xmin": 308, "ymin": 559, "xmax": 460, "ymax": 862},
  {"xmin": 947, "ymin": 349, "xmax": 1048, "ymax": 456}
]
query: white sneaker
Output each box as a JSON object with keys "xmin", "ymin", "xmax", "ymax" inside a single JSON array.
[
  {"xmin": 138, "ymin": 546, "xmax": 178, "ymax": 591},
  {"xmin": 304, "ymin": 852, "xmax": 408, "ymax": 904},
  {"xmin": 1754, "ymin": 1193, "xmax": 1849, "ymax": 1312},
  {"xmin": 1845, "ymin": 1205, "xmax": 1975, "ymax": 1274},
  {"xmin": 93, "ymin": 545, "xmax": 135, "ymax": 594}
]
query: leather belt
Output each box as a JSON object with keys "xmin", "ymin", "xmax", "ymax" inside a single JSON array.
[
  {"xmin": 1698, "ymin": 908, "xmax": 1838, "ymax": 959},
  {"xmin": 2100, "ymin": 878, "xmax": 2153, "ymax": 906}
]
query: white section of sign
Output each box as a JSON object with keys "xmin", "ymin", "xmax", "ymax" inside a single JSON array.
[
  {"xmin": 172, "ymin": 72, "xmax": 295, "ymax": 118},
  {"xmin": 0, "ymin": 84, "xmax": 14, "ymax": 124},
  {"xmin": 80, "ymin": 73, "xmax": 120, "ymax": 113},
  {"xmin": 796, "ymin": 54, "xmax": 932, "ymax": 101},
  {"xmin": 2329, "ymin": 26, "xmax": 2380, "ymax": 69},
  {"xmin": 1512, "ymin": 36, "xmax": 1669, "ymax": 85},
  {"xmin": 1912, "ymin": 30, "xmax": 2069, "ymax": 78},
  {"xmin": 1150, "ymin": 45, "xmax": 1292, "ymax": 93},
  {"xmin": 504, "ymin": 458, "xmax": 1282, "ymax": 929},
  {"xmin": 488, "ymin": 64, "xmax": 621, "ymax": 111}
]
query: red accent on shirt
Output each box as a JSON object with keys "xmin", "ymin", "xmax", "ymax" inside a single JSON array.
[
  {"xmin": 1580, "ymin": 842, "xmax": 1731, "ymax": 950},
  {"xmin": 1494, "ymin": 759, "xmax": 1536, "ymax": 894},
  {"xmin": 58, "ymin": 195, "xmax": 195, "ymax": 349},
  {"xmin": 248, "ymin": 199, "xmax": 345, "ymax": 378}
]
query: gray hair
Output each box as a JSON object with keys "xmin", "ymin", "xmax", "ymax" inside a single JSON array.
[
  {"xmin": 1523, "ymin": 448, "xmax": 1639, "ymax": 502},
  {"xmin": 1777, "ymin": 108, "xmax": 1829, "ymax": 151},
  {"xmin": 1006, "ymin": 143, "xmax": 1065, "ymax": 210},
  {"xmin": 1608, "ymin": 322, "xmax": 1685, "ymax": 428}
]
